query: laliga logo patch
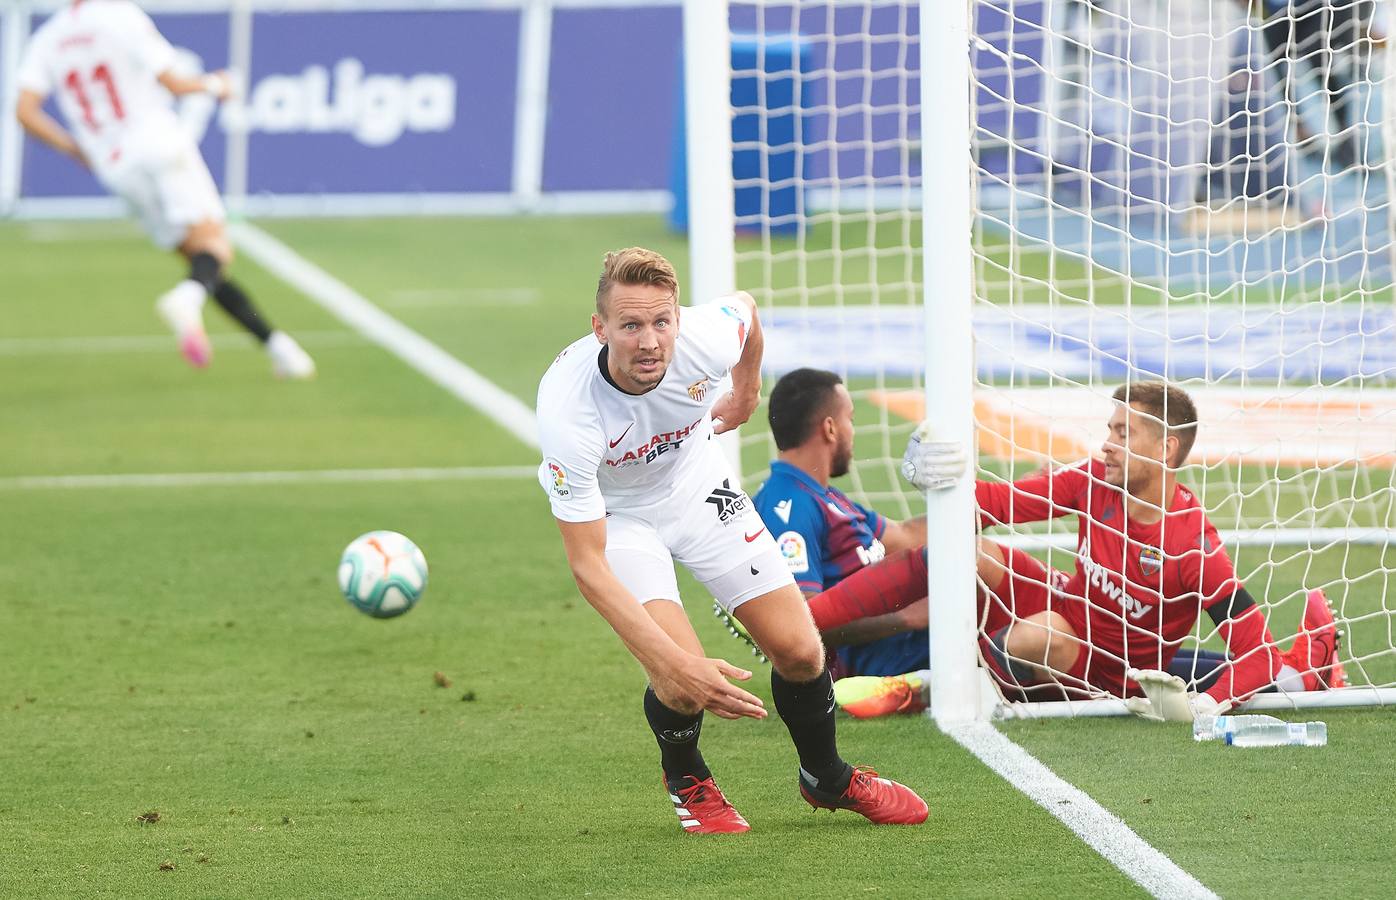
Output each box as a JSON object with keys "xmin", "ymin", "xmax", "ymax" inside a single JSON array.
[
  {"xmin": 688, "ymin": 377, "xmax": 710, "ymax": 402},
  {"xmin": 547, "ymin": 461, "xmax": 570, "ymax": 498},
  {"xmin": 777, "ymin": 531, "xmax": 809, "ymax": 573},
  {"xmin": 1138, "ymin": 545, "xmax": 1164, "ymax": 577}
]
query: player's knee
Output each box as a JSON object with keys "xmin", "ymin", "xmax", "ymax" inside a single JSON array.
[
  {"xmin": 1005, "ymin": 616, "xmax": 1077, "ymax": 672},
  {"xmin": 1004, "ymin": 620, "xmax": 1051, "ymax": 665},
  {"xmin": 767, "ymin": 640, "xmax": 825, "ymax": 682},
  {"xmin": 181, "ymin": 224, "xmax": 231, "ymax": 267}
]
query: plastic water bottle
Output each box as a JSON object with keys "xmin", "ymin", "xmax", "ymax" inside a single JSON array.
[
  {"xmin": 1193, "ymin": 714, "xmax": 1327, "ymax": 746},
  {"xmin": 1192, "ymin": 714, "xmax": 1280, "ymax": 742},
  {"xmin": 1226, "ymin": 720, "xmax": 1326, "ymax": 747}
]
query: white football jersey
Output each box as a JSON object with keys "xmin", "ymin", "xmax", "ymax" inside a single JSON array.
[
  {"xmin": 537, "ymin": 301, "xmax": 754, "ymax": 522},
  {"xmin": 17, "ymin": 0, "xmax": 182, "ymax": 169}
]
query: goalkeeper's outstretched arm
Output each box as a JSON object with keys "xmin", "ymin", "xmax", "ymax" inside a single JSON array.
[{"xmin": 1200, "ymin": 587, "xmax": 1283, "ymax": 706}]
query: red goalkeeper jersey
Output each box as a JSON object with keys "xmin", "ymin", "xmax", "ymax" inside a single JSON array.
[{"xmin": 976, "ymin": 458, "xmax": 1279, "ymax": 702}]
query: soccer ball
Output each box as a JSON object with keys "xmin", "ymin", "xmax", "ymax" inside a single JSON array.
[{"xmin": 338, "ymin": 531, "xmax": 428, "ymax": 618}]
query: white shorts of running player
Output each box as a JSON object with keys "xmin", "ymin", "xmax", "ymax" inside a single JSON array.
[
  {"xmin": 605, "ymin": 468, "xmax": 794, "ymax": 614},
  {"xmin": 98, "ymin": 125, "xmax": 224, "ymax": 251}
]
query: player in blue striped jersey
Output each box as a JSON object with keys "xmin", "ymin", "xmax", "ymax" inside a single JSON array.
[{"xmin": 754, "ymin": 368, "xmax": 929, "ymax": 689}]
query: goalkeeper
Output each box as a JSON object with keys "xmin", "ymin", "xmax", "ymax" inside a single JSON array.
[{"xmin": 903, "ymin": 380, "xmax": 1343, "ymax": 721}]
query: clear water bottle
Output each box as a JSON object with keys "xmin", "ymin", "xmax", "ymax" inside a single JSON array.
[
  {"xmin": 1192, "ymin": 714, "xmax": 1277, "ymax": 742},
  {"xmin": 1226, "ymin": 720, "xmax": 1326, "ymax": 747}
]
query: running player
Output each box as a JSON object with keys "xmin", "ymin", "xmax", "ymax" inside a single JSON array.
[
  {"xmin": 15, "ymin": 0, "xmax": 314, "ymax": 378},
  {"xmin": 902, "ymin": 380, "xmax": 1344, "ymax": 718},
  {"xmin": 536, "ymin": 248, "xmax": 927, "ymax": 834}
]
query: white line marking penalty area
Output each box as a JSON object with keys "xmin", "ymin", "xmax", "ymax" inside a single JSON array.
[{"xmin": 0, "ymin": 466, "xmax": 538, "ymax": 491}]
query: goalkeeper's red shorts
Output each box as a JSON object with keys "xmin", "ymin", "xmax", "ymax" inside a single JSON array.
[{"xmin": 976, "ymin": 543, "xmax": 1124, "ymax": 700}]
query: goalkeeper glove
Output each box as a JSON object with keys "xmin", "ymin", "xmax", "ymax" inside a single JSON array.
[
  {"xmin": 1123, "ymin": 668, "xmax": 1222, "ymax": 722},
  {"xmin": 900, "ymin": 421, "xmax": 968, "ymax": 491}
]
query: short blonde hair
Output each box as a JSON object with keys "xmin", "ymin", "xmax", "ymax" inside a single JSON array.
[
  {"xmin": 595, "ymin": 247, "xmax": 679, "ymax": 315},
  {"xmin": 1112, "ymin": 381, "xmax": 1199, "ymax": 466}
]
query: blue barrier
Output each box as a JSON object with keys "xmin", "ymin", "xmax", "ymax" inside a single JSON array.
[{"xmin": 669, "ymin": 33, "xmax": 816, "ymax": 234}]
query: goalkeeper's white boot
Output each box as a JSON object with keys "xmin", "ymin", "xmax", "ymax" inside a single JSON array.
[
  {"xmin": 156, "ymin": 281, "xmax": 212, "ymax": 369},
  {"xmin": 266, "ymin": 331, "xmax": 316, "ymax": 380}
]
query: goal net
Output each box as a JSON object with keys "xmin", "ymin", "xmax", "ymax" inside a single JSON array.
[{"xmin": 694, "ymin": 0, "xmax": 1396, "ymax": 718}]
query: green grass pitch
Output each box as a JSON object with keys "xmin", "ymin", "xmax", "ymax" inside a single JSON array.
[{"xmin": 1, "ymin": 216, "xmax": 1393, "ymax": 897}]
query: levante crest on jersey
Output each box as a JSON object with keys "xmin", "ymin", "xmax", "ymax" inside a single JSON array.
[{"xmin": 1139, "ymin": 545, "xmax": 1164, "ymax": 577}]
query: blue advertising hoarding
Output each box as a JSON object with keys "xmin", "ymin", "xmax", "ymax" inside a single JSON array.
[
  {"xmin": 543, "ymin": 6, "xmax": 681, "ymax": 192},
  {"xmin": 240, "ymin": 9, "xmax": 518, "ymax": 195}
]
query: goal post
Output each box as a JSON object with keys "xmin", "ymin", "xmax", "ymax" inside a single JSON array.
[
  {"xmin": 687, "ymin": 0, "xmax": 1396, "ymax": 721},
  {"xmin": 919, "ymin": 0, "xmax": 982, "ymax": 727}
]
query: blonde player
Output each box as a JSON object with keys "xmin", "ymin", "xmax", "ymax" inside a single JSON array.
[
  {"xmin": 15, "ymin": 0, "xmax": 314, "ymax": 378},
  {"xmin": 537, "ymin": 248, "xmax": 927, "ymax": 834}
]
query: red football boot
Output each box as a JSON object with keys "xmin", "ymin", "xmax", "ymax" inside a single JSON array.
[
  {"xmin": 1281, "ymin": 589, "xmax": 1347, "ymax": 690},
  {"xmin": 800, "ymin": 766, "xmax": 929, "ymax": 825},
  {"xmin": 666, "ymin": 775, "xmax": 750, "ymax": 834}
]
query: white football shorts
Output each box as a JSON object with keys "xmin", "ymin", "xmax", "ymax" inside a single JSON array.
[
  {"xmin": 604, "ymin": 456, "xmax": 795, "ymax": 613},
  {"xmin": 99, "ymin": 127, "xmax": 224, "ymax": 250}
]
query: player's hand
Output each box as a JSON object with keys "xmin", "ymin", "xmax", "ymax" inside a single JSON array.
[
  {"xmin": 1126, "ymin": 668, "xmax": 1216, "ymax": 722},
  {"xmin": 710, "ymin": 389, "xmax": 759, "ymax": 435},
  {"xmin": 652, "ymin": 654, "xmax": 768, "ymax": 720},
  {"xmin": 900, "ymin": 421, "xmax": 968, "ymax": 491},
  {"xmin": 202, "ymin": 69, "xmax": 238, "ymax": 101}
]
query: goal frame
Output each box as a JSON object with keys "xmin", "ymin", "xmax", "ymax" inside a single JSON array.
[{"xmin": 683, "ymin": 0, "xmax": 1396, "ymax": 725}]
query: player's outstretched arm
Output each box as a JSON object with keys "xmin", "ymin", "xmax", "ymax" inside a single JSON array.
[
  {"xmin": 556, "ymin": 517, "xmax": 767, "ymax": 720},
  {"xmin": 711, "ymin": 291, "xmax": 762, "ymax": 435},
  {"xmin": 15, "ymin": 90, "xmax": 85, "ymax": 167},
  {"xmin": 158, "ymin": 68, "xmax": 237, "ymax": 100}
]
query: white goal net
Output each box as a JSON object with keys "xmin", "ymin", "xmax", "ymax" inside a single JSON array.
[{"xmin": 694, "ymin": 0, "xmax": 1396, "ymax": 718}]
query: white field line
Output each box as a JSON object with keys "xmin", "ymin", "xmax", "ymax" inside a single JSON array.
[
  {"xmin": 384, "ymin": 287, "xmax": 541, "ymax": 308},
  {"xmin": 228, "ymin": 221, "xmax": 540, "ymax": 449},
  {"xmin": 948, "ymin": 722, "xmax": 1217, "ymax": 900},
  {"xmin": 0, "ymin": 330, "xmax": 362, "ymax": 356},
  {"xmin": 0, "ymin": 466, "xmax": 537, "ymax": 491}
]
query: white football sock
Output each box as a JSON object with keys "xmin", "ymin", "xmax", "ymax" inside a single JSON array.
[{"xmin": 1274, "ymin": 665, "xmax": 1305, "ymax": 693}]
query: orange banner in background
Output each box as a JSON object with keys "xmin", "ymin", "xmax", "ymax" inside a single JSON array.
[{"xmin": 871, "ymin": 387, "xmax": 1396, "ymax": 470}]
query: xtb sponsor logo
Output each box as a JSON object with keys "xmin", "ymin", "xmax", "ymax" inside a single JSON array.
[
  {"xmin": 705, "ymin": 479, "xmax": 750, "ymax": 524},
  {"xmin": 203, "ymin": 57, "xmax": 455, "ymax": 147}
]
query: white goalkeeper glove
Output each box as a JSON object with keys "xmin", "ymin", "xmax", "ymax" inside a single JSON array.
[
  {"xmin": 1123, "ymin": 668, "xmax": 1222, "ymax": 723},
  {"xmin": 900, "ymin": 421, "xmax": 968, "ymax": 491}
]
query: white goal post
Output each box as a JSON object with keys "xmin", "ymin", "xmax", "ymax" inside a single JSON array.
[{"xmin": 685, "ymin": 0, "xmax": 1396, "ymax": 723}]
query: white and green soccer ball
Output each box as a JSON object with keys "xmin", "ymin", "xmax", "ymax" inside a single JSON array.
[{"xmin": 338, "ymin": 531, "xmax": 428, "ymax": 619}]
